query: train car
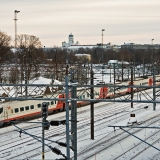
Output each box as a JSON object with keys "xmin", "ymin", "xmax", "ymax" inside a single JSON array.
[
  {"xmin": 0, "ymin": 99, "xmax": 58, "ymax": 127},
  {"xmin": 104, "ymin": 77, "xmax": 154, "ymax": 99},
  {"xmin": 0, "ymin": 77, "xmax": 159, "ymax": 127},
  {"xmin": 0, "ymin": 87, "xmax": 105, "ymax": 127}
]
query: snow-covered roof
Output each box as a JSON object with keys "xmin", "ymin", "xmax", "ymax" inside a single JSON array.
[
  {"xmin": 108, "ymin": 60, "xmax": 118, "ymax": 64},
  {"xmin": 118, "ymin": 61, "xmax": 129, "ymax": 65}
]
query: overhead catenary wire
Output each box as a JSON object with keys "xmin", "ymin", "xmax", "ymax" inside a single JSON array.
[{"xmin": 12, "ymin": 123, "xmax": 67, "ymax": 159}]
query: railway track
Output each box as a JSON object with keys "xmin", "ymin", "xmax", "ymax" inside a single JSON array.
[
  {"xmin": 76, "ymin": 114, "xmax": 160, "ymax": 160},
  {"xmin": 0, "ymin": 86, "xmax": 158, "ymax": 160},
  {"xmin": 117, "ymin": 131, "xmax": 160, "ymax": 160},
  {"xmin": 0, "ymin": 101, "xmax": 149, "ymax": 159}
]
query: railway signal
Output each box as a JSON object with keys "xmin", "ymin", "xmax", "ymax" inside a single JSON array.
[{"xmin": 41, "ymin": 102, "xmax": 48, "ymax": 118}]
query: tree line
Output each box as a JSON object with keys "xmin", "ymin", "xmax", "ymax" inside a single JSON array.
[{"xmin": 0, "ymin": 30, "xmax": 160, "ymax": 83}]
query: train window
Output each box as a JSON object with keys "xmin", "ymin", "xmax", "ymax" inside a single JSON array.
[
  {"xmin": 47, "ymin": 102, "xmax": 50, "ymax": 105},
  {"xmin": 83, "ymin": 95, "xmax": 85, "ymax": 98},
  {"xmin": 37, "ymin": 104, "xmax": 41, "ymax": 108},
  {"xmin": 0, "ymin": 107, "xmax": 3, "ymax": 114},
  {"xmin": 25, "ymin": 106, "xmax": 29, "ymax": 110},
  {"xmin": 15, "ymin": 108, "xmax": 19, "ymax": 113},
  {"xmin": 30, "ymin": 105, "xmax": 34, "ymax": 109},
  {"xmin": 51, "ymin": 101, "xmax": 54, "ymax": 105},
  {"xmin": 20, "ymin": 107, "xmax": 24, "ymax": 112},
  {"xmin": 55, "ymin": 100, "xmax": 56, "ymax": 104},
  {"xmin": 87, "ymin": 93, "xmax": 90, "ymax": 97}
]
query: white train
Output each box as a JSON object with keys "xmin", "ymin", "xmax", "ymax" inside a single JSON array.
[
  {"xmin": 0, "ymin": 87, "xmax": 102, "ymax": 127},
  {"xmin": 0, "ymin": 77, "xmax": 159, "ymax": 127}
]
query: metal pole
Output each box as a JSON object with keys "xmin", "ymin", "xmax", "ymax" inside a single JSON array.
[
  {"xmin": 131, "ymin": 67, "xmax": 133, "ymax": 108},
  {"xmin": 91, "ymin": 64, "xmax": 94, "ymax": 139},
  {"xmin": 14, "ymin": 11, "xmax": 17, "ymax": 48},
  {"xmin": 153, "ymin": 64, "xmax": 156, "ymax": 110},
  {"xmin": 143, "ymin": 58, "xmax": 145, "ymax": 76},
  {"xmin": 14, "ymin": 10, "xmax": 20, "ymax": 97},
  {"xmin": 25, "ymin": 68, "xmax": 27, "ymax": 98},
  {"xmin": 42, "ymin": 118, "xmax": 45, "ymax": 160},
  {"xmin": 65, "ymin": 65, "xmax": 70, "ymax": 159},
  {"xmin": 122, "ymin": 61, "xmax": 123, "ymax": 81},
  {"xmin": 71, "ymin": 68, "xmax": 77, "ymax": 160},
  {"xmin": 152, "ymin": 39, "xmax": 154, "ymax": 64},
  {"xmin": 110, "ymin": 66, "xmax": 111, "ymax": 82},
  {"xmin": 23, "ymin": 55, "xmax": 27, "ymax": 98},
  {"xmin": 102, "ymin": 29, "xmax": 105, "ymax": 82},
  {"xmin": 70, "ymin": 68, "xmax": 74, "ymax": 140},
  {"xmin": 14, "ymin": 10, "xmax": 20, "ymax": 49},
  {"xmin": 56, "ymin": 50, "xmax": 57, "ymax": 80},
  {"xmin": 133, "ymin": 61, "xmax": 135, "ymax": 80},
  {"xmin": 102, "ymin": 29, "xmax": 104, "ymax": 63},
  {"xmin": 114, "ymin": 63, "xmax": 116, "ymax": 97},
  {"xmin": 73, "ymin": 85, "xmax": 77, "ymax": 160},
  {"xmin": 20, "ymin": 66, "xmax": 22, "ymax": 94}
]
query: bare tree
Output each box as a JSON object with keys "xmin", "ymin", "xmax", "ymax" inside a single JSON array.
[
  {"xmin": 0, "ymin": 30, "xmax": 11, "ymax": 63},
  {"xmin": 16, "ymin": 34, "xmax": 44, "ymax": 80},
  {"xmin": 0, "ymin": 30, "xmax": 12, "ymax": 83}
]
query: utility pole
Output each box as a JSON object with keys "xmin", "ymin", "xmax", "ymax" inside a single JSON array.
[
  {"xmin": 90, "ymin": 64, "xmax": 94, "ymax": 140},
  {"xmin": 14, "ymin": 10, "xmax": 20, "ymax": 49}
]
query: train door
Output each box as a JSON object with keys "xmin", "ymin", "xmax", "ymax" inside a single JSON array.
[
  {"xmin": 148, "ymin": 78, "xmax": 153, "ymax": 86},
  {"xmin": 99, "ymin": 87, "xmax": 108, "ymax": 99},
  {"xmin": 57, "ymin": 94, "xmax": 65, "ymax": 111},
  {"xmin": 1, "ymin": 107, "xmax": 8, "ymax": 120},
  {"xmin": 0, "ymin": 107, "xmax": 4, "ymax": 120}
]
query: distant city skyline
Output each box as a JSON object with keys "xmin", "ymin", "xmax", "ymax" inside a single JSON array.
[{"xmin": 1, "ymin": 0, "xmax": 160, "ymax": 47}]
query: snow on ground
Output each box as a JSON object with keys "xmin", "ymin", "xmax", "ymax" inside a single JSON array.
[
  {"xmin": 0, "ymin": 71, "xmax": 160, "ymax": 160},
  {"xmin": 28, "ymin": 102, "xmax": 160, "ymax": 160}
]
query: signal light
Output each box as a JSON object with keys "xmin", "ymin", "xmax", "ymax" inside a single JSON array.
[{"xmin": 41, "ymin": 102, "xmax": 48, "ymax": 118}]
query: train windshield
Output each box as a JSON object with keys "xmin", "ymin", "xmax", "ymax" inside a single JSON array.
[{"xmin": 0, "ymin": 107, "xmax": 3, "ymax": 114}]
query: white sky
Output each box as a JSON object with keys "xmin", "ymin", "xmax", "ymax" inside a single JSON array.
[{"xmin": 1, "ymin": 0, "xmax": 160, "ymax": 47}]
